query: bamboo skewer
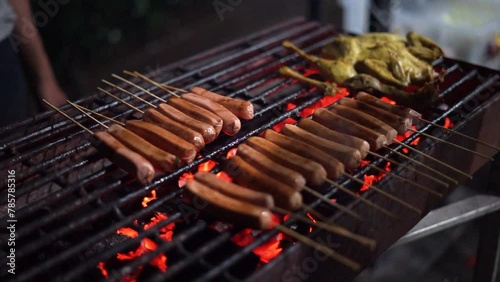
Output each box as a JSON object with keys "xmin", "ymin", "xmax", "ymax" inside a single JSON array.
[
  {"xmin": 383, "ymin": 146, "xmax": 459, "ymax": 184},
  {"xmin": 272, "ymin": 206, "xmax": 376, "ymax": 249},
  {"xmin": 418, "ymin": 118, "xmax": 500, "ymax": 151},
  {"xmin": 274, "ymin": 224, "xmax": 361, "ymax": 270},
  {"xmin": 124, "ymin": 70, "xmax": 187, "ymax": 96},
  {"xmin": 324, "ymin": 178, "xmax": 397, "ymax": 218},
  {"xmin": 101, "ymin": 82, "xmax": 157, "ymax": 108},
  {"xmin": 341, "ymin": 172, "xmax": 422, "ymax": 214},
  {"xmin": 408, "ymin": 128, "xmax": 493, "ymax": 161},
  {"xmin": 97, "ymin": 87, "xmax": 145, "ymax": 114},
  {"xmin": 66, "ymin": 101, "xmax": 113, "ymax": 128},
  {"xmin": 393, "ymin": 140, "xmax": 473, "ymax": 179},
  {"xmin": 301, "ymin": 186, "xmax": 362, "ymax": 221},
  {"xmin": 43, "ymin": 100, "xmax": 94, "ymax": 134},
  {"xmin": 364, "ymin": 163, "xmax": 442, "ymax": 197},
  {"xmin": 112, "ymin": 74, "xmax": 175, "ymax": 100},
  {"xmin": 69, "ymin": 103, "xmax": 125, "ymax": 126},
  {"xmin": 367, "ymin": 151, "xmax": 449, "ymax": 188}
]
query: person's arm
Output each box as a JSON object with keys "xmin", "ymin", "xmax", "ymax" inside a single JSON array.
[{"xmin": 8, "ymin": 0, "xmax": 67, "ymax": 107}]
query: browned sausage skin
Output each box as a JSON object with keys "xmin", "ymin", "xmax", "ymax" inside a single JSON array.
[
  {"xmin": 156, "ymin": 103, "xmax": 217, "ymax": 144},
  {"xmin": 246, "ymin": 137, "xmax": 327, "ymax": 186},
  {"xmin": 180, "ymin": 93, "xmax": 241, "ymax": 136},
  {"xmin": 280, "ymin": 124, "xmax": 362, "ymax": 169},
  {"xmin": 194, "ymin": 172, "xmax": 274, "ymax": 209},
  {"xmin": 190, "ymin": 87, "xmax": 254, "ymax": 120},
  {"xmin": 168, "ymin": 97, "xmax": 223, "ymax": 135},
  {"xmin": 93, "ymin": 131, "xmax": 155, "ymax": 185},
  {"xmin": 237, "ymin": 143, "xmax": 306, "ymax": 191},
  {"xmin": 338, "ymin": 98, "xmax": 411, "ymax": 134},
  {"xmin": 329, "ymin": 104, "xmax": 398, "ymax": 143},
  {"xmin": 263, "ymin": 129, "xmax": 345, "ymax": 180},
  {"xmin": 297, "ymin": 119, "xmax": 370, "ymax": 158},
  {"xmin": 185, "ymin": 179, "xmax": 273, "ymax": 230},
  {"xmin": 107, "ymin": 124, "xmax": 178, "ymax": 172},
  {"xmin": 226, "ymin": 155, "xmax": 303, "ymax": 211},
  {"xmin": 355, "ymin": 92, "xmax": 422, "ymax": 124},
  {"xmin": 143, "ymin": 108, "xmax": 205, "ymax": 151},
  {"xmin": 313, "ymin": 108, "xmax": 387, "ymax": 151},
  {"xmin": 125, "ymin": 120, "xmax": 197, "ymax": 164}
]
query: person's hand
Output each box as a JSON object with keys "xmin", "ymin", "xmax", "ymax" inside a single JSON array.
[{"xmin": 38, "ymin": 80, "xmax": 67, "ymax": 107}]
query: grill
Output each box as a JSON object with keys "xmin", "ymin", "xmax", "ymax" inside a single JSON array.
[{"xmin": 1, "ymin": 17, "xmax": 499, "ymax": 282}]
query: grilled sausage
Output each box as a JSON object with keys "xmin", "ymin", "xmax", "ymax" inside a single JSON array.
[
  {"xmin": 237, "ymin": 143, "xmax": 306, "ymax": 191},
  {"xmin": 143, "ymin": 108, "xmax": 205, "ymax": 151},
  {"xmin": 313, "ymin": 108, "xmax": 387, "ymax": 151},
  {"xmin": 157, "ymin": 103, "xmax": 217, "ymax": 144},
  {"xmin": 125, "ymin": 120, "xmax": 197, "ymax": 164},
  {"xmin": 297, "ymin": 119, "xmax": 370, "ymax": 158},
  {"xmin": 107, "ymin": 124, "xmax": 178, "ymax": 172},
  {"xmin": 338, "ymin": 98, "xmax": 411, "ymax": 134},
  {"xmin": 168, "ymin": 97, "xmax": 223, "ymax": 135},
  {"xmin": 195, "ymin": 172, "xmax": 274, "ymax": 209},
  {"xmin": 263, "ymin": 130, "xmax": 345, "ymax": 180},
  {"xmin": 181, "ymin": 93, "xmax": 241, "ymax": 136},
  {"xmin": 185, "ymin": 179, "xmax": 272, "ymax": 230},
  {"xmin": 93, "ymin": 131, "xmax": 155, "ymax": 185},
  {"xmin": 190, "ymin": 87, "xmax": 254, "ymax": 120},
  {"xmin": 356, "ymin": 92, "xmax": 422, "ymax": 124},
  {"xmin": 226, "ymin": 156, "xmax": 303, "ymax": 211},
  {"xmin": 330, "ymin": 104, "xmax": 398, "ymax": 143},
  {"xmin": 280, "ymin": 124, "xmax": 362, "ymax": 169},
  {"xmin": 246, "ymin": 137, "xmax": 326, "ymax": 186}
]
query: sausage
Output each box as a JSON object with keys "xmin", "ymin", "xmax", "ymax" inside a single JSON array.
[
  {"xmin": 330, "ymin": 104, "xmax": 398, "ymax": 143},
  {"xmin": 263, "ymin": 130, "xmax": 345, "ymax": 180},
  {"xmin": 226, "ymin": 156, "xmax": 303, "ymax": 211},
  {"xmin": 157, "ymin": 103, "xmax": 217, "ymax": 144},
  {"xmin": 237, "ymin": 143, "xmax": 306, "ymax": 191},
  {"xmin": 168, "ymin": 97, "xmax": 223, "ymax": 135},
  {"xmin": 338, "ymin": 98, "xmax": 411, "ymax": 134},
  {"xmin": 107, "ymin": 124, "xmax": 178, "ymax": 172},
  {"xmin": 297, "ymin": 119, "xmax": 370, "ymax": 159},
  {"xmin": 190, "ymin": 87, "xmax": 254, "ymax": 120},
  {"xmin": 313, "ymin": 108, "xmax": 387, "ymax": 151},
  {"xmin": 143, "ymin": 108, "xmax": 205, "ymax": 151},
  {"xmin": 181, "ymin": 93, "xmax": 241, "ymax": 136},
  {"xmin": 194, "ymin": 172, "xmax": 274, "ymax": 209},
  {"xmin": 246, "ymin": 137, "xmax": 327, "ymax": 186},
  {"xmin": 356, "ymin": 92, "xmax": 422, "ymax": 124},
  {"xmin": 125, "ymin": 120, "xmax": 197, "ymax": 164},
  {"xmin": 185, "ymin": 179, "xmax": 272, "ymax": 230},
  {"xmin": 280, "ymin": 124, "xmax": 362, "ymax": 169},
  {"xmin": 93, "ymin": 131, "xmax": 155, "ymax": 185}
]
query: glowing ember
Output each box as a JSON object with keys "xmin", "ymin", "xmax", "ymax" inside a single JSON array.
[
  {"xmin": 380, "ymin": 96, "xmax": 396, "ymax": 105},
  {"xmin": 286, "ymin": 103, "xmax": 297, "ymax": 111},
  {"xmin": 117, "ymin": 227, "xmax": 138, "ymax": 238},
  {"xmin": 444, "ymin": 117, "xmax": 454, "ymax": 129},
  {"xmin": 99, "ymin": 213, "xmax": 175, "ymax": 280},
  {"xmin": 232, "ymin": 229, "xmax": 284, "ymax": 264},
  {"xmin": 142, "ymin": 190, "xmax": 157, "ymax": 208},
  {"xmin": 306, "ymin": 213, "xmax": 317, "ymax": 233},
  {"xmin": 360, "ymin": 175, "xmax": 376, "ymax": 191},
  {"xmin": 97, "ymin": 262, "xmax": 108, "ymax": 278},
  {"xmin": 178, "ymin": 172, "xmax": 194, "ymax": 187},
  {"xmin": 300, "ymin": 88, "xmax": 349, "ymax": 118},
  {"xmin": 198, "ymin": 160, "xmax": 217, "ymax": 173},
  {"xmin": 273, "ymin": 117, "xmax": 297, "ymax": 132},
  {"xmin": 226, "ymin": 148, "xmax": 238, "ymax": 159},
  {"xmin": 395, "ymin": 125, "xmax": 421, "ymax": 153},
  {"xmin": 215, "ymin": 171, "xmax": 233, "ymax": 182}
]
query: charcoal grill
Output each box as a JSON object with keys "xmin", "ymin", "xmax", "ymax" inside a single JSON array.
[{"xmin": 0, "ymin": 17, "xmax": 499, "ymax": 282}]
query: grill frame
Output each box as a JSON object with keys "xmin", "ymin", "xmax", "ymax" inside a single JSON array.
[{"xmin": 0, "ymin": 17, "xmax": 499, "ymax": 282}]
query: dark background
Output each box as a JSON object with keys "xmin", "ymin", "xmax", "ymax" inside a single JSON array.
[{"xmin": 31, "ymin": 0, "xmax": 327, "ymax": 98}]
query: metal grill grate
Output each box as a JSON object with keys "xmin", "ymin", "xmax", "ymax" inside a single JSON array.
[{"xmin": 0, "ymin": 18, "xmax": 499, "ymax": 282}]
